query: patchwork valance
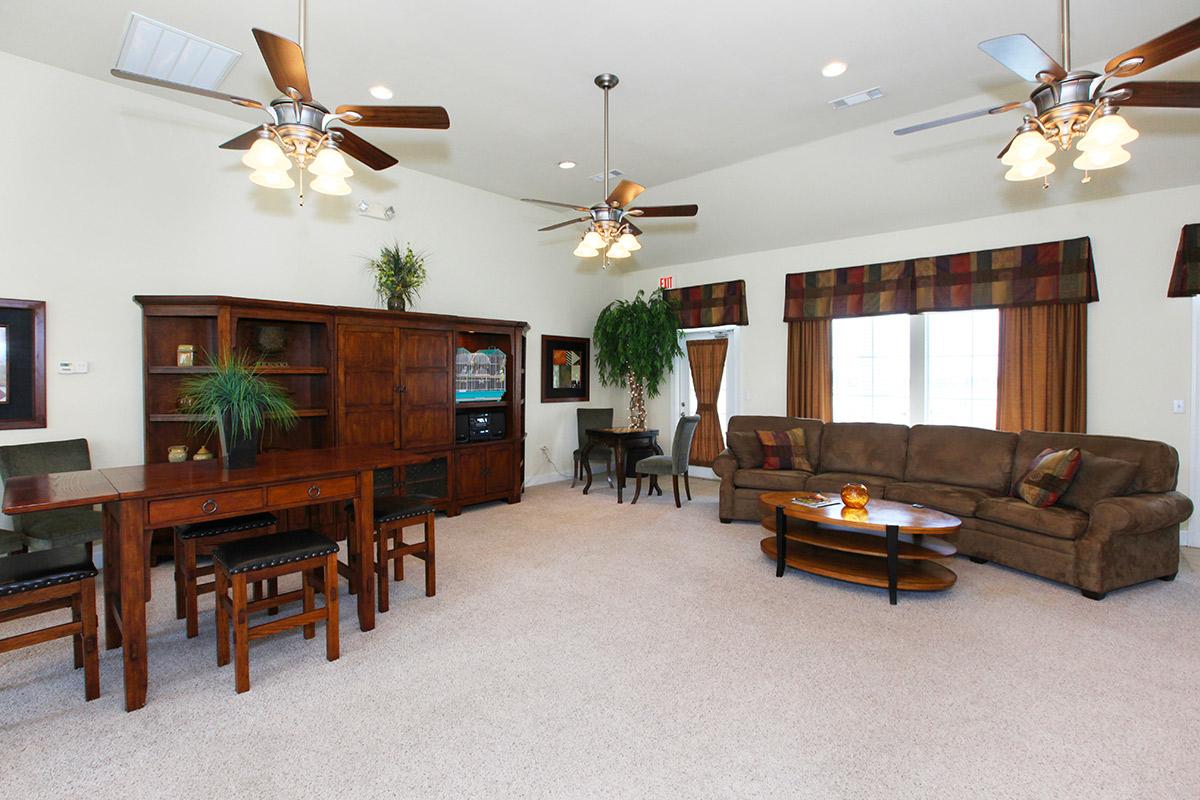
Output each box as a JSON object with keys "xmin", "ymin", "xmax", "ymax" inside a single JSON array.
[
  {"xmin": 1167, "ymin": 224, "xmax": 1200, "ymax": 298},
  {"xmin": 783, "ymin": 237, "xmax": 1097, "ymax": 321},
  {"xmin": 783, "ymin": 262, "xmax": 914, "ymax": 321},
  {"xmin": 665, "ymin": 279, "xmax": 749, "ymax": 328}
]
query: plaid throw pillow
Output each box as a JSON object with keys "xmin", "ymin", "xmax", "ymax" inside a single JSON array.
[
  {"xmin": 756, "ymin": 429, "xmax": 813, "ymax": 472},
  {"xmin": 1016, "ymin": 447, "xmax": 1082, "ymax": 508}
]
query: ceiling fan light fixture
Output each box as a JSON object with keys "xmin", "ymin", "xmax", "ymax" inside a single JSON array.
[
  {"xmin": 582, "ymin": 230, "xmax": 606, "ymax": 250},
  {"xmin": 1078, "ymin": 112, "xmax": 1139, "ymax": 150},
  {"xmin": 309, "ymin": 145, "xmax": 354, "ymax": 178},
  {"xmin": 1001, "ymin": 129, "xmax": 1055, "ymax": 166},
  {"xmin": 617, "ymin": 232, "xmax": 641, "ymax": 251},
  {"xmin": 1004, "ymin": 158, "xmax": 1055, "ymax": 182},
  {"xmin": 310, "ymin": 174, "xmax": 353, "ymax": 196},
  {"xmin": 573, "ymin": 243, "xmax": 600, "ymax": 258},
  {"xmin": 606, "ymin": 242, "xmax": 631, "ymax": 259},
  {"xmin": 242, "ymin": 135, "xmax": 289, "ymax": 171},
  {"xmin": 1072, "ymin": 144, "xmax": 1131, "ymax": 171},
  {"xmin": 249, "ymin": 168, "xmax": 295, "ymax": 189}
]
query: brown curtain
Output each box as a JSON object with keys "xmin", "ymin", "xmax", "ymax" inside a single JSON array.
[
  {"xmin": 786, "ymin": 320, "xmax": 833, "ymax": 422},
  {"xmin": 996, "ymin": 303, "xmax": 1087, "ymax": 433},
  {"xmin": 686, "ymin": 338, "xmax": 729, "ymax": 466}
]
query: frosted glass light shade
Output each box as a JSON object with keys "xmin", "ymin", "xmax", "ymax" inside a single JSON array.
[
  {"xmin": 1072, "ymin": 145, "xmax": 1131, "ymax": 172},
  {"xmin": 582, "ymin": 230, "xmax": 606, "ymax": 249},
  {"xmin": 617, "ymin": 232, "xmax": 641, "ymax": 251},
  {"xmin": 242, "ymin": 137, "xmax": 289, "ymax": 171},
  {"xmin": 573, "ymin": 243, "xmax": 599, "ymax": 257},
  {"xmin": 1004, "ymin": 158, "xmax": 1055, "ymax": 182},
  {"xmin": 310, "ymin": 174, "xmax": 352, "ymax": 195},
  {"xmin": 1000, "ymin": 130, "xmax": 1055, "ymax": 166},
  {"xmin": 1078, "ymin": 114, "xmax": 1138, "ymax": 150},
  {"xmin": 606, "ymin": 242, "xmax": 631, "ymax": 259},
  {"xmin": 309, "ymin": 146, "xmax": 353, "ymax": 178},
  {"xmin": 249, "ymin": 168, "xmax": 295, "ymax": 189}
]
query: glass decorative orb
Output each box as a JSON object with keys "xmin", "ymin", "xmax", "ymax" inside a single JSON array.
[{"xmin": 841, "ymin": 482, "xmax": 870, "ymax": 509}]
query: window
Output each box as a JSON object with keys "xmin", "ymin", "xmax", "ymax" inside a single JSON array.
[{"xmin": 831, "ymin": 309, "xmax": 998, "ymax": 428}]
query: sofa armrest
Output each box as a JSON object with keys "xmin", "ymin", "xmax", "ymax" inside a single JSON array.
[
  {"xmin": 713, "ymin": 449, "xmax": 738, "ymax": 480},
  {"xmin": 1085, "ymin": 492, "xmax": 1193, "ymax": 539}
]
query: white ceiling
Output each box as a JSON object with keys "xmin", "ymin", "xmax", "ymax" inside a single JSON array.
[{"xmin": 1, "ymin": 0, "xmax": 1198, "ymax": 269}]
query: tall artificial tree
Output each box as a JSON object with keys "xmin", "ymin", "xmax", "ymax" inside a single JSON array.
[{"xmin": 593, "ymin": 288, "xmax": 684, "ymax": 428}]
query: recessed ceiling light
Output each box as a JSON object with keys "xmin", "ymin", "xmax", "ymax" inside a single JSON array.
[
  {"xmin": 369, "ymin": 85, "xmax": 393, "ymax": 100},
  {"xmin": 558, "ymin": 160, "xmax": 577, "ymax": 169},
  {"xmin": 821, "ymin": 61, "xmax": 848, "ymax": 78}
]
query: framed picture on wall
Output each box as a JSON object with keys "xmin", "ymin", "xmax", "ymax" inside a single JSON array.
[
  {"xmin": 0, "ymin": 298, "xmax": 47, "ymax": 430},
  {"xmin": 540, "ymin": 335, "xmax": 590, "ymax": 403}
]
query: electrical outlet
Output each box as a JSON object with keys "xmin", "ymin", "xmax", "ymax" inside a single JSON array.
[{"xmin": 1173, "ymin": 399, "xmax": 1185, "ymax": 414}]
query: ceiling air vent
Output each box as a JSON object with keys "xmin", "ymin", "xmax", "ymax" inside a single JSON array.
[
  {"xmin": 590, "ymin": 168, "xmax": 625, "ymax": 183},
  {"xmin": 829, "ymin": 87, "xmax": 885, "ymax": 110},
  {"xmin": 115, "ymin": 12, "xmax": 241, "ymax": 90}
]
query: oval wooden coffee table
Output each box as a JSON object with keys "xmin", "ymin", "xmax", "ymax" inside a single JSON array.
[{"xmin": 758, "ymin": 491, "xmax": 961, "ymax": 605}]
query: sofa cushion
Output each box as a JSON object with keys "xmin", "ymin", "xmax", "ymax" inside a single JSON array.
[
  {"xmin": 756, "ymin": 429, "xmax": 813, "ymax": 471},
  {"xmin": 727, "ymin": 416, "xmax": 824, "ymax": 467},
  {"xmin": 883, "ymin": 482, "xmax": 996, "ymax": 518},
  {"xmin": 904, "ymin": 425, "xmax": 1017, "ymax": 493},
  {"xmin": 1013, "ymin": 430, "xmax": 1178, "ymax": 494},
  {"xmin": 818, "ymin": 423, "xmax": 909, "ymax": 479},
  {"xmin": 1016, "ymin": 448, "xmax": 1082, "ymax": 507},
  {"xmin": 1057, "ymin": 451, "xmax": 1138, "ymax": 513},
  {"xmin": 976, "ymin": 496, "xmax": 1089, "ymax": 540},
  {"xmin": 727, "ymin": 431, "xmax": 764, "ymax": 469},
  {"xmin": 805, "ymin": 472, "xmax": 895, "ymax": 497},
  {"xmin": 733, "ymin": 468, "xmax": 812, "ymax": 491}
]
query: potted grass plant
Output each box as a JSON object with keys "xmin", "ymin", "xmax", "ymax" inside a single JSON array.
[
  {"xmin": 593, "ymin": 288, "xmax": 684, "ymax": 429},
  {"xmin": 368, "ymin": 241, "xmax": 428, "ymax": 311},
  {"xmin": 178, "ymin": 351, "xmax": 298, "ymax": 468}
]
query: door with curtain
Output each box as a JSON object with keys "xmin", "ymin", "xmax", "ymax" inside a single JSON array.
[{"xmin": 672, "ymin": 328, "xmax": 738, "ymax": 473}]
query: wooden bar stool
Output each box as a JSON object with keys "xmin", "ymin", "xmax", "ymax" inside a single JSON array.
[
  {"xmin": 212, "ymin": 529, "xmax": 339, "ymax": 694},
  {"xmin": 173, "ymin": 512, "xmax": 278, "ymax": 639},
  {"xmin": 344, "ymin": 496, "xmax": 436, "ymax": 613},
  {"xmin": 0, "ymin": 545, "xmax": 100, "ymax": 701}
]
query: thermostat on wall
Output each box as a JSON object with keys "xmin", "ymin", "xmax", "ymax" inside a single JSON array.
[{"xmin": 56, "ymin": 361, "xmax": 89, "ymax": 374}]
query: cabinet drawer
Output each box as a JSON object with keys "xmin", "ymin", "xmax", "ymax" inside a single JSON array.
[
  {"xmin": 148, "ymin": 488, "xmax": 265, "ymax": 526},
  {"xmin": 266, "ymin": 475, "xmax": 358, "ymax": 507}
]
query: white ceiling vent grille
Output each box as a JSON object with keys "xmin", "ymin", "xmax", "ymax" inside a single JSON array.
[
  {"xmin": 829, "ymin": 87, "xmax": 885, "ymax": 110},
  {"xmin": 590, "ymin": 168, "xmax": 625, "ymax": 183},
  {"xmin": 115, "ymin": 13, "xmax": 241, "ymax": 90}
]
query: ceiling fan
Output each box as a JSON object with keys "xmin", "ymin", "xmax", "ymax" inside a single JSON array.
[
  {"xmin": 521, "ymin": 74, "xmax": 699, "ymax": 267},
  {"xmin": 894, "ymin": 0, "xmax": 1200, "ymax": 185},
  {"xmin": 111, "ymin": 0, "xmax": 449, "ymax": 203}
]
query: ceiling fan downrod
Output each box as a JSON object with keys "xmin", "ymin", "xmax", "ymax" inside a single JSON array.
[{"xmin": 1060, "ymin": 0, "xmax": 1071, "ymax": 72}]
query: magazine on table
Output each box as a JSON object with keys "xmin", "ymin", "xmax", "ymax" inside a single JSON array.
[{"xmin": 789, "ymin": 492, "xmax": 840, "ymax": 509}]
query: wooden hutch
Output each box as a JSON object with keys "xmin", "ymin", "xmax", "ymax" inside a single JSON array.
[{"xmin": 135, "ymin": 296, "xmax": 529, "ymax": 519}]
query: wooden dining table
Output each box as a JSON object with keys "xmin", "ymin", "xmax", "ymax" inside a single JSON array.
[
  {"xmin": 1, "ymin": 445, "xmax": 427, "ymax": 711},
  {"xmin": 580, "ymin": 427, "xmax": 663, "ymax": 504}
]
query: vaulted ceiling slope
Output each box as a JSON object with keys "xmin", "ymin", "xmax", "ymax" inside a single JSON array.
[{"xmin": 1, "ymin": 0, "xmax": 1197, "ymax": 269}]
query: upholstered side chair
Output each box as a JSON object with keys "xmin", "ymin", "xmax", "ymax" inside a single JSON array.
[
  {"xmin": 573, "ymin": 407, "xmax": 614, "ymax": 488},
  {"xmin": 0, "ymin": 439, "xmax": 104, "ymax": 554},
  {"xmin": 632, "ymin": 415, "xmax": 701, "ymax": 508}
]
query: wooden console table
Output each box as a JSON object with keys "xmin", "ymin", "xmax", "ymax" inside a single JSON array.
[
  {"xmin": 580, "ymin": 427, "xmax": 663, "ymax": 504},
  {"xmin": 758, "ymin": 492, "xmax": 960, "ymax": 605},
  {"xmin": 2, "ymin": 445, "xmax": 426, "ymax": 711}
]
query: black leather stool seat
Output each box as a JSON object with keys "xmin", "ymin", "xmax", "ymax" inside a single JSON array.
[
  {"xmin": 344, "ymin": 496, "xmax": 434, "ymax": 525},
  {"xmin": 212, "ymin": 529, "xmax": 338, "ymax": 575},
  {"xmin": 177, "ymin": 512, "xmax": 278, "ymax": 540},
  {"xmin": 0, "ymin": 545, "xmax": 98, "ymax": 597}
]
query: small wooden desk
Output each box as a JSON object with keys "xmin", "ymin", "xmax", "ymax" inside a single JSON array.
[
  {"xmin": 2, "ymin": 445, "xmax": 426, "ymax": 711},
  {"xmin": 580, "ymin": 427, "xmax": 662, "ymax": 504}
]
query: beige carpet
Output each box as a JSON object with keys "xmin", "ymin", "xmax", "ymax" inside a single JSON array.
[{"xmin": 2, "ymin": 478, "xmax": 1198, "ymax": 799}]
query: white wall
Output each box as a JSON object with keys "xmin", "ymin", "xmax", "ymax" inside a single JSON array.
[
  {"xmin": 624, "ymin": 183, "xmax": 1200, "ymax": 504},
  {"xmin": 0, "ymin": 51, "xmax": 623, "ymax": 505}
]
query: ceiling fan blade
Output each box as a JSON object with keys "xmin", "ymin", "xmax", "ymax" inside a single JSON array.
[
  {"xmin": 520, "ymin": 198, "xmax": 592, "ymax": 212},
  {"xmin": 110, "ymin": 69, "xmax": 264, "ymax": 110},
  {"xmin": 1104, "ymin": 17, "xmax": 1200, "ymax": 77},
  {"xmin": 328, "ymin": 128, "xmax": 399, "ymax": 170},
  {"xmin": 218, "ymin": 128, "xmax": 267, "ymax": 150},
  {"xmin": 334, "ymin": 105, "xmax": 450, "ymax": 129},
  {"xmin": 252, "ymin": 28, "xmax": 312, "ymax": 101},
  {"xmin": 627, "ymin": 204, "xmax": 698, "ymax": 218},
  {"xmin": 605, "ymin": 179, "xmax": 646, "ymax": 208},
  {"xmin": 893, "ymin": 100, "xmax": 1029, "ymax": 136},
  {"xmin": 979, "ymin": 34, "xmax": 1067, "ymax": 82},
  {"xmin": 538, "ymin": 217, "xmax": 589, "ymax": 232},
  {"xmin": 1111, "ymin": 81, "xmax": 1200, "ymax": 108}
]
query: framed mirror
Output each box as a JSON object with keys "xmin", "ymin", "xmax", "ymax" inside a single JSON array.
[
  {"xmin": 540, "ymin": 335, "xmax": 590, "ymax": 403},
  {"xmin": 0, "ymin": 298, "xmax": 47, "ymax": 430}
]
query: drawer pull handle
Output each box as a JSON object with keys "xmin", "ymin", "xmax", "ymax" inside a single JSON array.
[
  {"xmin": 201, "ymin": 499, "xmax": 219, "ymax": 514},
  {"xmin": 307, "ymin": 484, "xmax": 322, "ymax": 498}
]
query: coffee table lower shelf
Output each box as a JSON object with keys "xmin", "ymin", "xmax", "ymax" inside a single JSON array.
[{"xmin": 759, "ymin": 537, "xmax": 957, "ymax": 592}]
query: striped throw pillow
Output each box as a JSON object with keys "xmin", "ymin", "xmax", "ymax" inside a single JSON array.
[
  {"xmin": 1016, "ymin": 448, "xmax": 1082, "ymax": 507},
  {"xmin": 755, "ymin": 429, "xmax": 813, "ymax": 472}
]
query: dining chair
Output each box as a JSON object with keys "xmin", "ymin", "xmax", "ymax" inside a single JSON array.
[
  {"xmin": 631, "ymin": 415, "xmax": 701, "ymax": 508},
  {"xmin": 0, "ymin": 440, "xmax": 103, "ymax": 554},
  {"xmin": 573, "ymin": 407, "xmax": 614, "ymax": 488}
]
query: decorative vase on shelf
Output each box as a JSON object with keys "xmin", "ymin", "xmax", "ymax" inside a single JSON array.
[
  {"xmin": 387, "ymin": 294, "xmax": 406, "ymax": 311},
  {"xmin": 841, "ymin": 482, "xmax": 870, "ymax": 509}
]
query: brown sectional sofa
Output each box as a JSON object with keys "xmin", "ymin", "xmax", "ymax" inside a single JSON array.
[{"xmin": 714, "ymin": 416, "xmax": 1192, "ymax": 599}]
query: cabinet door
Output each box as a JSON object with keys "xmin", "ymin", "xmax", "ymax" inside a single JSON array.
[
  {"xmin": 485, "ymin": 444, "xmax": 514, "ymax": 495},
  {"xmin": 399, "ymin": 329, "xmax": 453, "ymax": 448},
  {"xmin": 337, "ymin": 325, "xmax": 399, "ymax": 447},
  {"xmin": 455, "ymin": 448, "xmax": 487, "ymax": 499}
]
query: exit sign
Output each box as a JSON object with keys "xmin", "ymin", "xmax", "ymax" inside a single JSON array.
[{"xmin": 659, "ymin": 276, "xmax": 673, "ymax": 289}]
